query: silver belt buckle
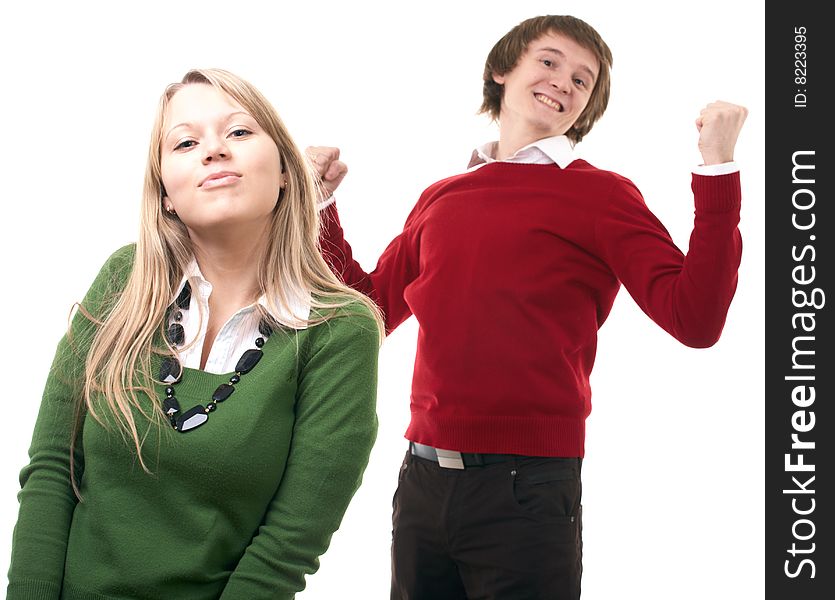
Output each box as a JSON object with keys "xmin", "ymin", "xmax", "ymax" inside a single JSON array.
[{"xmin": 436, "ymin": 448, "xmax": 465, "ymax": 470}]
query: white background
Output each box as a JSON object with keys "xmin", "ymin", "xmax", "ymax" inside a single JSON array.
[{"xmin": 0, "ymin": 1, "xmax": 764, "ymax": 598}]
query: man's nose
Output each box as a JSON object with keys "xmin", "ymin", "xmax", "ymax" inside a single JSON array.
[{"xmin": 549, "ymin": 71, "xmax": 571, "ymax": 94}]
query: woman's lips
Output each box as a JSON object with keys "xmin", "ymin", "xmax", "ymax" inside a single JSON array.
[{"xmin": 200, "ymin": 172, "xmax": 241, "ymax": 189}]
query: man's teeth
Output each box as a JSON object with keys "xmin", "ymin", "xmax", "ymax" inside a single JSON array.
[{"xmin": 535, "ymin": 94, "xmax": 561, "ymax": 111}]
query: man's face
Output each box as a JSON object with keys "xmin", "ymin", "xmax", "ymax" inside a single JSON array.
[{"xmin": 493, "ymin": 31, "xmax": 599, "ymax": 142}]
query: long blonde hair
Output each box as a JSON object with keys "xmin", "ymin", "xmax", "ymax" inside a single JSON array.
[{"xmin": 74, "ymin": 68, "xmax": 383, "ymax": 479}]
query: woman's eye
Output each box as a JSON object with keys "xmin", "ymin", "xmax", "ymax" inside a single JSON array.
[
  {"xmin": 542, "ymin": 59, "xmax": 553, "ymax": 67},
  {"xmin": 174, "ymin": 139, "xmax": 196, "ymax": 150},
  {"xmin": 574, "ymin": 78, "xmax": 586, "ymax": 87},
  {"xmin": 230, "ymin": 128, "xmax": 252, "ymax": 138}
]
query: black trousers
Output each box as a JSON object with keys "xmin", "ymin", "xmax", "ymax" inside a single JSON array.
[{"xmin": 391, "ymin": 450, "xmax": 583, "ymax": 600}]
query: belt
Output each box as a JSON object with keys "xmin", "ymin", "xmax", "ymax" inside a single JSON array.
[{"xmin": 409, "ymin": 442, "xmax": 521, "ymax": 470}]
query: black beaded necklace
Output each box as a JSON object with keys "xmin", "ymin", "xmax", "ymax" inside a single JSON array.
[{"xmin": 158, "ymin": 282, "xmax": 272, "ymax": 433}]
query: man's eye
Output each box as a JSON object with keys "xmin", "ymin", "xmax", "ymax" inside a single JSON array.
[
  {"xmin": 230, "ymin": 128, "xmax": 252, "ymax": 138},
  {"xmin": 174, "ymin": 140, "xmax": 196, "ymax": 150}
]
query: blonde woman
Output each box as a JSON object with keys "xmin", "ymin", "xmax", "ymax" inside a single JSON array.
[{"xmin": 7, "ymin": 68, "xmax": 383, "ymax": 600}]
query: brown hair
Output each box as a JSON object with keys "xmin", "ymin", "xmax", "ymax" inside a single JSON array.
[{"xmin": 479, "ymin": 15, "xmax": 613, "ymax": 144}]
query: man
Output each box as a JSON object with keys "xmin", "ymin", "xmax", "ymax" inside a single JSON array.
[{"xmin": 309, "ymin": 14, "xmax": 747, "ymax": 600}]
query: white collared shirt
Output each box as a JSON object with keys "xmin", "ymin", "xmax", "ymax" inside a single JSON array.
[
  {"xmin": 468, "ymin": 135, "xmax": 577, "ymax": 170},
  {"xmin": 467, "ymin": 134, "xmax": 739, "ymax": 176},
  {"xmin": 169, "ymin": 261, "xmax": 311, "ymax": 374}
]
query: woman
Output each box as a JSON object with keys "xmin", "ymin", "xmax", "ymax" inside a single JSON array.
[{"xmin": 7, "ymin": 68, "xmax": 384, "ymax": 599}]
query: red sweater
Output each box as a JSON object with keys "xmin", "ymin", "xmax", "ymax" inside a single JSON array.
[{"xmin": 321, "ymin": 161, "xmax": 742, "ymax": 457}]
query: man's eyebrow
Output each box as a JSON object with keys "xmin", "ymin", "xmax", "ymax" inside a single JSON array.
[
  {"xmin": 537, "ymin": 47, "xmax": 597, "ymax": 84},
  {"xmin": 164, "ymin": 111, "xmax": 254, "ymax": 141}
]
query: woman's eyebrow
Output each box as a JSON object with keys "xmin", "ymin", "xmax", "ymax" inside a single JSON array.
[{"xmin": 164, "ymin": 111, "xmax": 254, "ymax": 142}]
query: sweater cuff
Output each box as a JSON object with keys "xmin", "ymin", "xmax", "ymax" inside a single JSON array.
[{"xmin": 691, "ymin": 171, "xmax": 741, "ymax": 212}]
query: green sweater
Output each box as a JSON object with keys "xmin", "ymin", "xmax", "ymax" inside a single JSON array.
[{"xmin": 7, "ymin": 245, "xmax": 380, "ymax": 599}]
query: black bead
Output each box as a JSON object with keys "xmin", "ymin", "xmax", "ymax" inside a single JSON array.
[
  {"xmin": 175, "ymin": 283, "xmax": 192, "ymax": 309},
  {"xmin": 165, "ymin": 386, "xmax": 175, "ymax": 397},
  {"xmin": 255, "ymin": 337, "xmax": 265, "ymax": 348},
  {"xmin": 258, "ymin": 319, "xmax": 273, "ymax": 338},
  {"xmin": 229, "ymin": 374, "xmax": 241, "ymax": 384},
  {"xmin": 162, "ymin": 396, "xmax": 181, "ymax": 416},
  {"xmin": 205, "ymin": 402, "xmax": 217, "ymax": 413},
  {"xmin": 175, "ymin": 405, "xmax": 208, "ymax": 432},
  {"xmin": 173, "ymin": 310, "xmax": 183, "ymax": 322},
  {"xmin": 235, "ymin": 348, "xmax": 263, "ymax": 374},
  {"xmin": 212, "ymin": 383, "xmax": 235, "ymax": 402},
  {"xmin": 159, "ymin": 357, "xmax": 182, "ymax": 384},
  {"xmin": 167, "ymin": 323, "xmax": 185, "ymax": 345}
]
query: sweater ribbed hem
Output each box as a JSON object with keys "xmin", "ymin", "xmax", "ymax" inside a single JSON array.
[
  {"xmin": 691, "ymin": 172, "xmax": 741, "ymax": 212},
  {"xmin": 7, "ymin": 578, "xmax": 240, "ymax": 600},
  {"xmin": 405, "ymin": 413, "xmax": 586, "ymax": 457},
  {"xmin": 6, "ymin": 580, "xmax": 63, "ymax": 600}
]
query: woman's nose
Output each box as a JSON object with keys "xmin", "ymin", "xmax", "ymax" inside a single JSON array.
[{"xmin": 202, "ymin": 137, "xmax": 230, "ymax": 164}]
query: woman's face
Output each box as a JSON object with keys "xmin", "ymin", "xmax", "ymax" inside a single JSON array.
[{"xmin": 160, "ymin": 84, "xmax": 284, "ymax": 238}]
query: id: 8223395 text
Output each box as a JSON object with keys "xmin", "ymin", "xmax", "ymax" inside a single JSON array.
[{"xmin": 794, "ymin": 26, "xmax": 807, "ymax": 108}]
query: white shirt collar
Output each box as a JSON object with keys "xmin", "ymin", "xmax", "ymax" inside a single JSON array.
[
  {"xmin": 175, "ymin": 259, "xmax": 311, "ymax": 329},
  {"xmin": 467, "ymin": 135, "xmax": 577, "ymax": 170}
]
